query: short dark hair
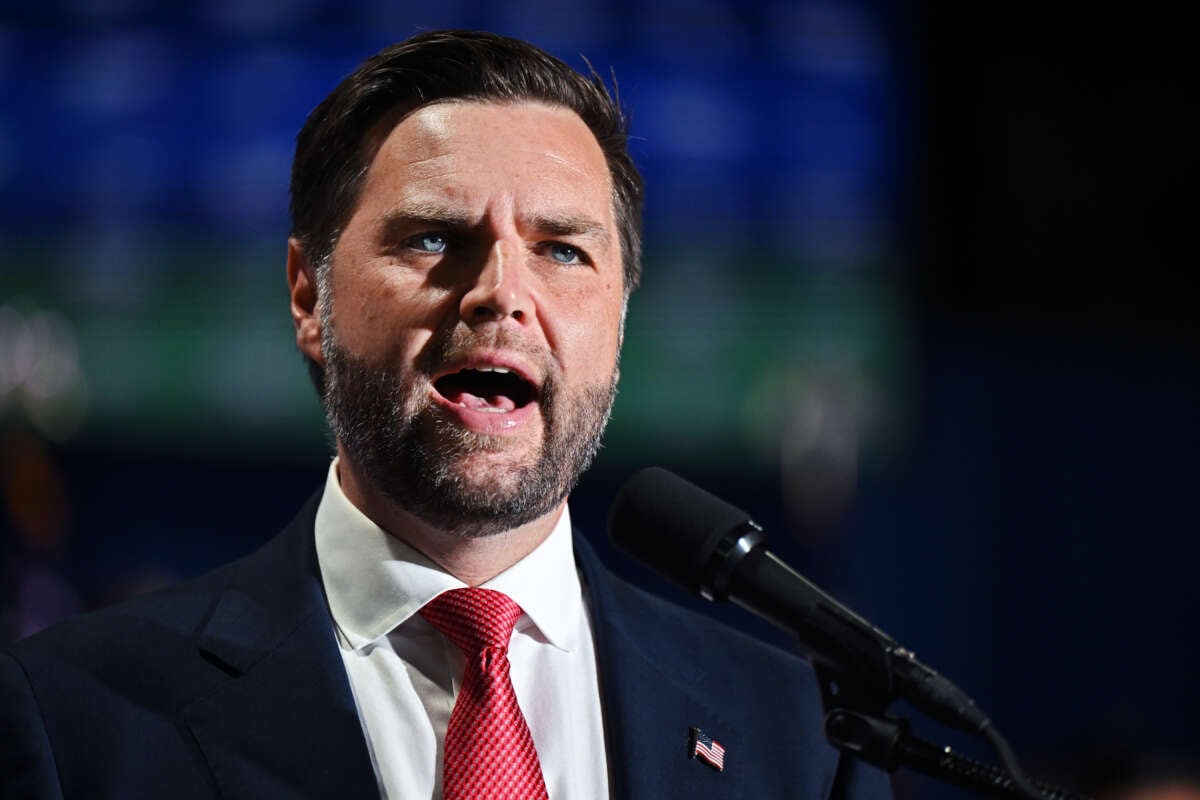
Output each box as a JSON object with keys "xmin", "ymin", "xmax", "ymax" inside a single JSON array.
[{"xmin": 289, "ymin": 29, "xmax": 644, "ymax": 291}]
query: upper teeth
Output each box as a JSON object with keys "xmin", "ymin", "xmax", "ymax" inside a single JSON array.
[{"xmin": 474, "ymin": 367, "xmax": 510, "ymax": 374}]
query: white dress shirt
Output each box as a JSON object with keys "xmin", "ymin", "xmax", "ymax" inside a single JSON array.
[{"xmin": 314, "ymin": 460, "xmax": 611, "ymax": 799}]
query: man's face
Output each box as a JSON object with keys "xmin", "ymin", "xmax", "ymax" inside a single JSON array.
[{"xmin": 315, "ymin": 101, "xmax": 625, "ymax": 537}]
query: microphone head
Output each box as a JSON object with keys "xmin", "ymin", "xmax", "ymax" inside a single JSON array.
[{"xmin": 607, "ymin": 467, "xmax": 760, "ymax": 596}]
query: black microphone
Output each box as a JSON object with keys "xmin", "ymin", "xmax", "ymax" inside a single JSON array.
[{"xmin": 607, "ymin": 466, "xmax": 990, "ymax": 736}]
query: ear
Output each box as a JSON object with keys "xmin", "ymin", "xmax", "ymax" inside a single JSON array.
[{"xmin": 287, "ymin": 238, "xmax": 324, "ymax": 367}]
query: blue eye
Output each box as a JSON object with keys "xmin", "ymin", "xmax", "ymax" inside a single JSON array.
[
  {"xmin": 409, "ymin": 233, "xmax": 447, "ymax": 253},
  {"xmin": 547, "ymin": 243, "xmax": 582, "ymax": 264}
]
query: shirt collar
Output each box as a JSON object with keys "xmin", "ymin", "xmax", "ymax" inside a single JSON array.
[{"xmin": 314, "ymin": 459, "xmax": 582, "ymax": 653}]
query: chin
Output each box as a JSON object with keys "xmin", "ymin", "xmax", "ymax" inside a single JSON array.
[{"xmin": 440, "ymin": 454, "xmax": 550, "ymax": 505}]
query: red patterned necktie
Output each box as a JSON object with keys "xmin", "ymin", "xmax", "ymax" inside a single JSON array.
[{"xmin": 421, "ymin": 587, "xmax": 550, "ymax": 800}]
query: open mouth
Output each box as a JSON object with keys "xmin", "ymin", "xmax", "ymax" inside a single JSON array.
[{"xmin": 433, "ymin": 366, "xmax": 537, "ymax": 413}]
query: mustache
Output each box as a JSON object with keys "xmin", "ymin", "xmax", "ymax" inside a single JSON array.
[{"xmin": 415, "ymin": 325, "xmax": 555, "ymax": 379}]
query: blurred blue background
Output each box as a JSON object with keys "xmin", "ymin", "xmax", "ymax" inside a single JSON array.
[{"xmin": 2, "ymin": 2, "xmax": 1197, "ymax": 797}]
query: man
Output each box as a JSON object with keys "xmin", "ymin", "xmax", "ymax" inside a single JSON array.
[{"xmin": 1, "ymin": 30, "xmax": 891, "ymax": 800}]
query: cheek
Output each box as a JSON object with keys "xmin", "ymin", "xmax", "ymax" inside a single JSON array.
[
  {"xmin": 550, "ymin": 286, "xmax": 624, "ymax": 380},
  {"xmin": 330, "ymin": 268, "xmax": 454, "ymax": 360}
]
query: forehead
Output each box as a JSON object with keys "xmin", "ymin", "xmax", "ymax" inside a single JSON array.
[{"xmin": 357, "ymin": 100, "xmax": 614, "ymax": 220}]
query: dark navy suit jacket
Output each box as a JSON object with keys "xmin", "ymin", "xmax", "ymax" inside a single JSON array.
[{"xmin": 1, "ymin": 492, "xmax": 891, "ymax": 799}]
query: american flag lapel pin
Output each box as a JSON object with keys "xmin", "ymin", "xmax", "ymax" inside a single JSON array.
[{"xmin": 688, "ymin": 727, "xmax": 726, "ymax": 772}]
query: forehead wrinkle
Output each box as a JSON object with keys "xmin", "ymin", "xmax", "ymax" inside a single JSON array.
[
  {"xmin": 526, "ymin": 146, "xmax": 596, "ymax": 179},
  {"xmin": 395, "ymin": 152, "xmax": 462, "ymax": 181}
]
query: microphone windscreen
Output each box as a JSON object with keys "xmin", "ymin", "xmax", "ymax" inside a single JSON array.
[{"xmin": 607, "ymin": 467, "xmax": 755, "ymax": 595}]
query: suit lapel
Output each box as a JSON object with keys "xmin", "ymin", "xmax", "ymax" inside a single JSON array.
[
  {"xmin": 591, "ymin": 613, "xmax": 744, "ymax": 799},
  {"xmin": 183, "ymin": 494, "xmax": 379, "ymax": 800},
  {"xmin": 576, "ymin": 534, "xmax": 848, "ymax": 800},
  {"xmin": 576, "ymin": 536, "xmax": 744, "ymax": 800}
]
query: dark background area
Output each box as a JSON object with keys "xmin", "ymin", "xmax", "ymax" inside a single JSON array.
[
  {"xmin": 2, "ymin": 2, "xmax": 1197, "ymax": 798},
  {"xmin": 906, "ymin": 4, "xmax": 1199, "ymax": 794}
]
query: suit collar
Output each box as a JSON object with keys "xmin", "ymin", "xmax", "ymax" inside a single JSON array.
[
  {"xmin": 194, "ymin": 492, "xmax": 324, "ymax": 673},
  {"xmin": 186, "ymin": 491, "xmax": 379, "ymax": 800},
  {"xmin": 574, "ymin": 533, "xmax": 844, "ymax": 800},
  {"xmin": 574, "ymin": 534, "xmax": 746, "ymax": 799}
]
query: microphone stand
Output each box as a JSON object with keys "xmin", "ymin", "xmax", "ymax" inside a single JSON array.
[
  {"xmin": 812, "ymin": 666, "xmax": 1088, "ymax": 800},
  {"xmin": 825, "ymin": 708, "xmax": 1086, "ymax": 800}
]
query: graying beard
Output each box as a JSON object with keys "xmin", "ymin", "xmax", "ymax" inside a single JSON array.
[{"xmin": 320, "ymin": 334, "xmax": 616, "ymax": 539}]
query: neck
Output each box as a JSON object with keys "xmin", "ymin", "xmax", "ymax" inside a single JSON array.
[{"xmin": 334, "ymin": 452, "xmax": 564, "ymax": 587}]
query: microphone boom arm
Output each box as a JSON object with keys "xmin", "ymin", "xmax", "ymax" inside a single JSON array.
[{"xmin": 702, "ymin": 524, "xmax": 990, "ymax": 735}]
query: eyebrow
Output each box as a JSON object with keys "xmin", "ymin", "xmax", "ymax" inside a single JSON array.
[
  {"xmin": 524, "ymin": 213, "xmax": 611, "ymax": 244},
  {"xmin": 378, "ymin": 204, "xmax": 474, "ymax": 235},
  {"xmin": 377, "ymin": 205, "xmax": 611, "ymax": 246}
]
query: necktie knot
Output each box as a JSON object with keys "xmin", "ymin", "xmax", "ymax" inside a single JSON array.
[{"xmin": 421, "ymin": 587, "xmax": 523, "ymax": 656}]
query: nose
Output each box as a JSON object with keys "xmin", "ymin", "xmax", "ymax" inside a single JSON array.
[{"xmin": 460, "ymin": 239, "xmax": 532, "ymax": 325}]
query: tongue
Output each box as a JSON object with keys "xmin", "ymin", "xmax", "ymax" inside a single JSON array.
[{"xmin": 446, "ymin": 390, "xmax": 517, "ymax": 412}]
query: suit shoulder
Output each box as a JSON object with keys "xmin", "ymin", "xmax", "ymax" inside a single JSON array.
[
  {"xmin": 6, "ymin": 491, "xmax": 320, "ymax": 667},
  {"xmin": 1, "ymin": 553, "xmax": 247, "ymax": 712},
  {"xmin": 622, "ymin": 574, "xmax": 802, "ymax": 661}
]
